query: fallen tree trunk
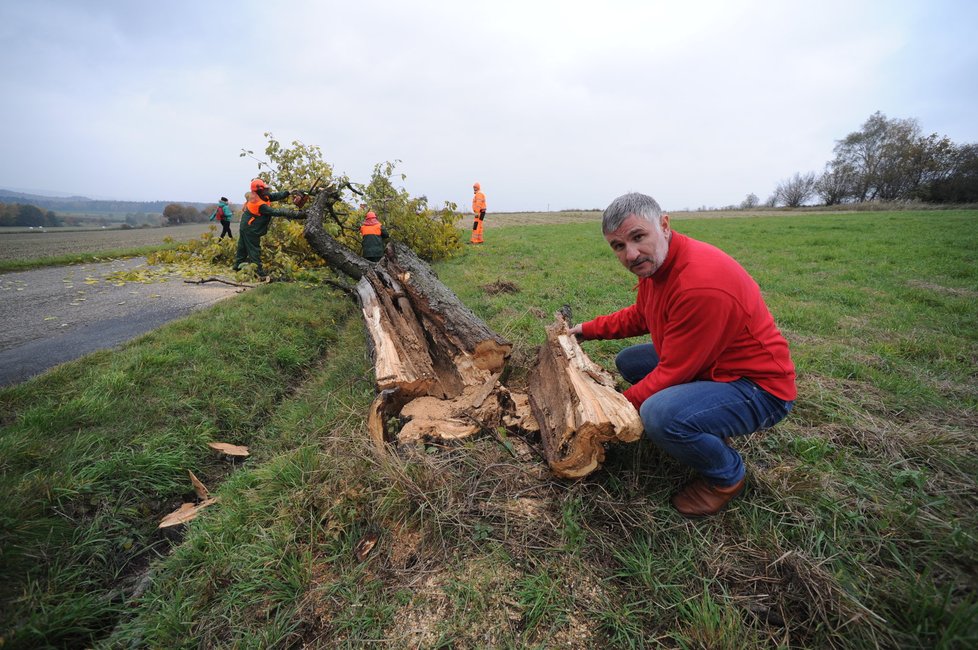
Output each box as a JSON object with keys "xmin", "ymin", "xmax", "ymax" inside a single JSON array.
[
  {"xmin": 354, "ymin": 246, "xmax": 511, "ymax": 396},
  {"xmin": 353, "ymin": 245, "xmax": 515, "ymax": 446},
  {"xmin": 302, "ymin": 186, "xmax": 630, "ymax": 477},
  {"xmin": 301, "ymin": 183, "xmax": 513, "ymax": 446},
  {"xmin": 303, "ymin": 188, "xmax": 372, "ymax": 281},
  {"xmin": 528, "ymin": 311, "xmax": 643, "ymax": 478}
]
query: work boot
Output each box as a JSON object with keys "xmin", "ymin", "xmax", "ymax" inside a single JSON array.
[{"xmin": 671, "ymin": 477, "xmax": 745, "ymax": 517}]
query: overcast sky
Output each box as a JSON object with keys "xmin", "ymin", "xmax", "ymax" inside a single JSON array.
[{"xmin": 2, "ymin": 0, "xmax": 976, "ymax": 212}]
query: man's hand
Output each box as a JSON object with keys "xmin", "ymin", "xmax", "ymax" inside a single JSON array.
[{"xmin": 568, "ymin": 323, "xmax": 584, "ymax": 338}]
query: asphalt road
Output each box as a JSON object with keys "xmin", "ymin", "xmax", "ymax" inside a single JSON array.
[{"xmin": 0, "ymin": 259, "xmax": 241, "ymax": 387}]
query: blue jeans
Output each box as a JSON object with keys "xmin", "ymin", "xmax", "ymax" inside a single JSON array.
[{"xmin": 616, "ymin": 344, "xmax": 793, "ymax": 487}]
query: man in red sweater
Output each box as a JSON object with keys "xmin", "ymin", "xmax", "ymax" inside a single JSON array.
[{"xmin": 568, "ymin": 192, "xmax": 796, "ymax": 516}]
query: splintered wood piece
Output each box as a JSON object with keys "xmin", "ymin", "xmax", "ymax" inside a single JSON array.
[
  {"xmin": 470, "ymin": 372, "xmax": 503, "ymax": 409},
  {"xmin": 394, "ymin": 382, "xmax": 504, "ymax": 445},
  {"xmin": 356, "ymin": 274, "xmax": 436, "ymax": 398},
  {"xmin": 188, "ymin": 470, "xmax": 210, "ymax": 499},
  {"xmin": 354, "ymin": 531, "xmax": 380, "ymax": 562},
  {"xmin": 207, "ymin": 442, "xmax": 250, "ymax": 457},
  {"xmin": 503, "ymin": 391, "xmax": 541, "ymax": 433},
  {"xmin": 390, "ymin": 379, "xmax": 549, "ymax": 446},
  {"xmin": 367, "ymin": 388, "xmax": 412, "ymax": 453},
  {"xmin": 528, "ymin": 312, "xmax": 643, "ymax": 478},
  {"xmin": 367, "ymin": 393, "xmax": 390, "ymax": 453},
  {"xmin": 158, "ymin": 498, "xmax": 219, "ymax": 528}
]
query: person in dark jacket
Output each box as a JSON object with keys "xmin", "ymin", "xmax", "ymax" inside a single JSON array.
[
  {"xmin": 360, "ymin": 211, "xmax": 389, "ymax": 262},
  {"xmin": 211, "ymin": 197, "xmax": 234, "ymax": 239},
  {"xmin": 234, "ymin": 179, "xmax": 302, "ymax": 275}
]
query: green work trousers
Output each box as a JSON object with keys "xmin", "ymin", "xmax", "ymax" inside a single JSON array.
[{"xmin": 234, "ymin": 221, "xmax": 266, "ymax": 273}]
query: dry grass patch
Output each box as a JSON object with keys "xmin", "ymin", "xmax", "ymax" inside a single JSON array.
[
  {"xmin": 482, "ymin": 279, "xmax": 520, "ymax": 295},
  {"xmin": 708, "ymin": 544, "xmax": 890, "ymax": 648},
  {"xmin": 907, "ymin": 279, "xmax": 978, "ymax": 298}
]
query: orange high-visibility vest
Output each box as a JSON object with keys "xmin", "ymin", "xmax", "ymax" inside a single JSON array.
[
  {"xmin": 245, "ymin": 194, "xmax": 271, "ymax": 225},
  {"xmin": 360, "ymin": 223, "xmax": 382, "ymax": 236},
  {"xmin": 472, "ymin": 191, "xmax": 486, "ymax": 214}
]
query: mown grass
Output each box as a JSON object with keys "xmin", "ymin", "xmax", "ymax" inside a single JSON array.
[{"xmin": 1, "ymin": 210, "xmax": 976, "ymax": 648}]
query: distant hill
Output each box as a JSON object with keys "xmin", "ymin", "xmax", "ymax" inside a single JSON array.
[{"xmin": 0, "ymin": 189, "xmax": 208, "ymax": 214}]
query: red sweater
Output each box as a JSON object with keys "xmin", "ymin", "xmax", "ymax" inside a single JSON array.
[{"xmin": 581, "ymin": 232, "xmax": 797, "ymax": 409}]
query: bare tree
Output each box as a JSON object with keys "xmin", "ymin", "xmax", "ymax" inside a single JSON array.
[
  {"xmin": 773, "ymin": 172, "xmax": 816, "ymax": 207},
  {"xmin": 740, "ymin": 193, "xmax": 759, "ymax": 209},
  {"xmin": 815, "ymin": 163, "xmax": 855, "ymax": 205}
]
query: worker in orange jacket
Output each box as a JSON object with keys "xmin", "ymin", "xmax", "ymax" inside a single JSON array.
[
  {"xmin": 360, "ymin": 211, "xmax": 389, "ymax": 262},
  {"xmin": 471, "ymin": 182, "xmax": 487, "ymax": 244},
  {"xmin": 233, "ymin": 178, "xmax": 302, "ymax": 276}
]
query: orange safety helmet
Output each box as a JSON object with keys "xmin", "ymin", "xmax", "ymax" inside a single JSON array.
[
  {"xmin": 473, "ymin": 182, "xmax": 481, "ymax": 191},
  {"xmin": 250, "ymin": 178, "xmax": 269, "ymax": 192}
]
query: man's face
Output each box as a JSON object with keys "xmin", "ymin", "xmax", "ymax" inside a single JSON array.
[{"xmin": 604, "ymin": 213, "xmax": 671, "ymax": 278}]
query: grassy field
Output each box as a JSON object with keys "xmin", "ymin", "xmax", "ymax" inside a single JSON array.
[
  {"xmin": 0, "ymin": 223, "xmax": 217, "ymax": 271},
  {"xmin": 1, "ymin": 210, "xmax": 976, "ymax": 648}
]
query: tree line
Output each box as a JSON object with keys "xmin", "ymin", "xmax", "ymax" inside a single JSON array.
[
  {"xmin": 0, "ymin": 191, "xmax": 181, "ymax": 215},
  {"xmin": 764, "ymin": 111, "xmax": 978, "ymax": 208},
  {"xmin": 0, "ymin": 200, "xmax": 220, "ymax": 228},
  {"xmin": 161, "ymin": 203, "xmax": 218, "ymax": 226},
  {"xmin": 0, "ymin": 202, "xmax": 63, "ymax": 227}
]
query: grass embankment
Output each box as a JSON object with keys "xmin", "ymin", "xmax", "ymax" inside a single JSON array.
[
  {"xmin": 2, "ymin": 210, "xmax": 977, "ymax": 648},
  {"xmin": 0, "ymin": 282, "xmax": 358, "ymax": 647}
]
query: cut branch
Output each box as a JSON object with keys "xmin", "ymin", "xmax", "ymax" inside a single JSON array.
[{"xmin": 184, "ymin": 277, "xmax": 253, "ymax": 288}]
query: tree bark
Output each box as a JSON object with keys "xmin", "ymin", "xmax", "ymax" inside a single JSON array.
[
  {"xmin": 528, "ymin": 311, "xmax": 643, "ymax": 478},
  {"xmin": 302, "ymin": 190, "xmax": 372, "ymax": 280}
]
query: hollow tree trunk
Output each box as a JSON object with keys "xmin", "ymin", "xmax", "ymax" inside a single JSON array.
[{"xmin": 528, "ymin": 311, "xmax": 643, "ymax": 478}]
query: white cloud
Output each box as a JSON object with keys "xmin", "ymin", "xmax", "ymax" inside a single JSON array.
[{"xmin": 2, "ymin": 0, "xmax": 976, "ymax": 210}]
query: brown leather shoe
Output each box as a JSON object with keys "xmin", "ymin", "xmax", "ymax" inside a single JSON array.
[{"xmin": 671, "ymin": 477, "xmax": 746, "ymax": 517}]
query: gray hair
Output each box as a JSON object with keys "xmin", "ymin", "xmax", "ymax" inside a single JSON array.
[{"xmin": 602, "ymin": 192, "xmax": 664, "ymax": 234}]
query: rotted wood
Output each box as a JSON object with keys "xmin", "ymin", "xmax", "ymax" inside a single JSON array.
[
  {"xmin": 355, "ymin": 244, "xmax": 517, "ymax": 448},
  {"xmin": 528, "ymin": 311, "xmax": 643, "ymax": 478}
]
